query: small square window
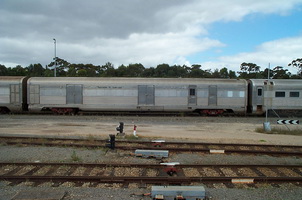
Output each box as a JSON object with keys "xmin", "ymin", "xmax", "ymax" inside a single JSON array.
[
  {"xmin": 290, "ymin": 92, "xmax": 299, "ymax": 97},
  {"xmin": 257, "ymin": 89, "xmax": 262, "ymax": 96},
  {"xmin": 227, "ymin": 91, "xmax": 233, "ymax": 97},
  {"xmin": 275, "ymin": 91, "xmax": 285, "ymax": 97},
  {"xmin": 190, "ymin": 88, "xmax": 196, "ymax": 96}
]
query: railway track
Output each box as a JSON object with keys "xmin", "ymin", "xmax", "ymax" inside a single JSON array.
[
  {"xmin": 0, "ymin": 162, "xmax": 301, "ymax": 188},
  {"xmin": 1, "ymin": 136, "xmax": 302, "ymax": 157}
]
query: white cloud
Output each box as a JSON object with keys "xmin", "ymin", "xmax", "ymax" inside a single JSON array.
[
  {"xmin": 201, "ymin": 35, "xmax": 302, "ymax": 74},
  {"xmin": 60, "ymin": 28, "xmax": 224, "ymax": 67}
]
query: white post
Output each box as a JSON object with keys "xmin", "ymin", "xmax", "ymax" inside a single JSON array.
[{"xmin": 133, "ymin": 125, "xmax": 137, "ymax": 137}]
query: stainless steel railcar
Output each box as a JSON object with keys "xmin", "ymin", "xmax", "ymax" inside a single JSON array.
[
  {"xmin": 248, "ymin": 79, "xmax": 302, "ymax": 115},
  {"xmin": 0, "ymin": 76, "xmax": 28, "ymax": 113},
  {"xmin": 2, "ymin": 76, "xmax": 300, "ymax": 116},
  {"xmin": 27, "ymin": 77, "xmax": 248, "ymax": 115}
]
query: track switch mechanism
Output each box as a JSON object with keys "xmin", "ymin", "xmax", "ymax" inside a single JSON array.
[
  {"xmin": 116, "ymin": 122, "xmax": 124, "ymax": 136},
  {"xmin": 105, "ymin": 134, "xmax": 116, "ymax": 150}
]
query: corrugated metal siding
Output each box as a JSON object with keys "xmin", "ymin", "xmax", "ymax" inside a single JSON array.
[
  {"xmin": 40, "ymin": 96, "xmax": 65, "ymax": 104},
  {"xmin": 83, "ymin": 97, "xmax": 136, "ymax": 105},
  {"xmin": 156, "ymin": 97, "xmax": 187, "ymax": 106},
  {"xmin": 0, "ymin": 87, "xmax": 10, "ymax": 104}
]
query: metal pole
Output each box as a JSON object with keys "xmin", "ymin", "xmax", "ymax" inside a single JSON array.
[
  {"xmin": 263, "ymin": 63, "xmax": 271, "ymax": 132},
  {"xmin": 53, "ymin": 38, "xmax": 56, "ymax": 77},
  {"xmin": 265, "ymin": 63, "xmax": 270, "ymax": 122},
  {"xmin": 267, "ymin": 62, "xmax": 270, "ymax": 80}
]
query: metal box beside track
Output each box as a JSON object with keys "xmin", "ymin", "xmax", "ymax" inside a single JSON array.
[
  {"xmin": 151, "ymin": 186, "xmax": 206, "ymax": 200},
  {"xmin": 134, "ymin": 149, "xmax": 169, "ymax": 159}
]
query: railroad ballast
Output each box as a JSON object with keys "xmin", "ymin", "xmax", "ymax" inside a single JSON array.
[{"xmin": 0, "ymin": 76, "xmax": 301, "ymax": 116}]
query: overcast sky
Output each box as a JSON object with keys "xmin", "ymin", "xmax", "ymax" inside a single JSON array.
[{"xmin": 1, "ymin": 0, "xmax": 302, "ymax": 73}]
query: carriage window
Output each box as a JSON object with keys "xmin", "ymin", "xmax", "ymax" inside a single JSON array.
[
  {"xmin": 227, "ymin": 91, "xmax": 233, "ymax": 97},
  {"xmin": 257, "ymin": 88, "xmax": 262, "ymax": 96},
  {"xmin": 275, "ymin": 91, "xmax": 285, "ymax": 97},
  {"xmin": 189, "ymin": 88, "xmax": 196, "ymax": 96},
  {"xmin": 290, "ymin": 92, "xmax": 299, "ymax": 97}
]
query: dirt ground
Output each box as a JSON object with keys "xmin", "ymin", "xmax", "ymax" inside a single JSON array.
[{"xmin": 0, "ymin": 115, "xmax": 301, "ymax": 145}]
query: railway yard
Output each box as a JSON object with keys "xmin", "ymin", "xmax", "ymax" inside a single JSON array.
[{"xmin": 0, "ymin": 115, "xmax": 302, "ymax": 199}]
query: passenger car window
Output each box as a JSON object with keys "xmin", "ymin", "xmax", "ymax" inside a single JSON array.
[
  {"xmin": 257, "ymin": 88, "xmax": 262, "ymax": 96},
  {"xmin": 290, "ymin": 92, "xmax": 299, "ymax": 97},
  {"xmin": 275, "ymin": 91, "xmax": 285, "ymax": 97},
  {"xmin": 190, "ymin": 88, "xmax": 196, "ymax": 96}
]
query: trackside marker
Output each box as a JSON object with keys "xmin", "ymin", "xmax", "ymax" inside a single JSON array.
[
  {"xmin": 277, "ymin": 120, "xmax": 299, "ymax": 125},
  {"xmin": 133, "ymin": 125, "xmax": 138, "ymax": 137},
  {"xmin": 232, "ymin": 179, "xmax": 254, "ymax": 184},
  {"xmin": 210, "ymin": 150, "xmax": 225, "ymax": 154},
  {"xmin": 151, "ymin": 140, "xmax": 165, "ymax": 143}
]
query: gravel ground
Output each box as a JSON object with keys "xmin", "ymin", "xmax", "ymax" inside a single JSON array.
[
  {"xmin": 0, "ymin": 145, "xmax": 302, "ymax": 200},
  {"xmin": 0, "ymin": 146, "xmax": 301, "ymax": 165},
  {"xmin": 1, "ymin": 184, "xmax": 302, "ymax": 200},
  {"xmin": 0, "ymin": 115, "xmax": 302, "ymax": 199}
]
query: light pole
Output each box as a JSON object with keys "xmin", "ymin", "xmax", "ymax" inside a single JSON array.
[{"xmin": 53, "ymin": 38, "xmax": 56, "ymax": 77}]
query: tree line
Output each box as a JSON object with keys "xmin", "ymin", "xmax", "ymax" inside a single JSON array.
[{"xmin": 0, "ymin": 57, "xmax": 301, "ymax": 79}]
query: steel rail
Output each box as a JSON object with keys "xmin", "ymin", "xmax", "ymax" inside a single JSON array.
[
  {"xmin": 0, "ymin": 162, "xmax": 301, "ymax": 168},
  {"xmin": 1, "ymin": 162, "xmax": 301, "ymax": 185},
  {"xmin": 117, "ymin": 146, "xmax": 302, "ymax": 156},
  {"xmin": 1, "ymin": 136, "xmax": 302, "ymax": 157},
  {"xmin": 1, "ymin": 175, "xmax": 302, "ymax": 184},
  {"xmin": 1, "ymin": 141, "xmax": 302, "ymax": 156},
  {"xmin": 1, "ymin": 135, "xmax": 302, "ymax": 149},
  {"xmin": 119, "ymin": 140, "xmax": 302, "ymax": 149}
]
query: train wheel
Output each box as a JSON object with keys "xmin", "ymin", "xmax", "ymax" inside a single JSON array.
[
  {"xmin": 201, "ymin": 109, "xmax": 224, "ymax": 116},
  {"xmin": 0, "ymin": 107, "xmax": 10, "ymax": 114},
  {"xmin": 51, "ymin": 108, "xmax": 78, "ymax": 115}
]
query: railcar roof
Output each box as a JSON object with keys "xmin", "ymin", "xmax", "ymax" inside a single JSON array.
[
  {"xmin": 0, "ymin": 76, "xmax": 27, "ymax": 83},
  {"xmin": 27, "ymin": 77, "xmax": 247, "ymax": 85},
  {"xmin": 0, "ymin": 76, "xmax": 27, "ymax": 81},
  {"xmin": 249, "ymin": 79, "xmax": 302, "ymax": 86}
]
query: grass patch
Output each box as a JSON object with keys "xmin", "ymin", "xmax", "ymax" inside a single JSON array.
[
  {"xmin": 124, "ymin": 135, "xmax": 140, "ymax": 140},
  {"xmin": 86, "ymin": 134, "xmax": 97, "ymax": 142},
  {"xmin": 116, "ymin": 134, "xmax": 142, "ymax": 140},
  {"xmin": 0, "ymin": 142, "xmax": 7, "ymax": 146},
  {"xmin": 256, "ymin": 127, "xmax": 302, "ymax": 136},
  {"xmin": 70, "ymin": 151, "xmax": 82, "ymax": 162}
]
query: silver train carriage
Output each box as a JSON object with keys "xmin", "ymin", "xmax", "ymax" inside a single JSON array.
[
  {"xmin": 248, "ymin": 79, "xmax": 302, "ymax": 115},
  {"xmin": 27, "ymin": 77, "xmax": 248, "ymax": 115},
  {"xmin": 0, "ymin": 76, "xmax": 28, "ymax": 113}
]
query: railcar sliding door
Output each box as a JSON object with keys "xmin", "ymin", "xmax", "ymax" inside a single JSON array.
[
  {"xmin": 66, "ymin": 84, "xmax": 83, "ymax": 104},
  {"xmin": 10, "ymin": 84, "xmax": 20, "ymax": 104},
  {"xmin": 188, "ymin": 85, "xmax": 197, "ymax": 105},
  {"xmin": 256, "ymin": 86, "xmax": 263, "ymax": 112},
  {"xmin": 208, "ymin": 85, "xmax": 217, "ymax": 106},
  {"xmin": 138, "ymin": 85, "xmax": 154, "ymax": 105}
]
